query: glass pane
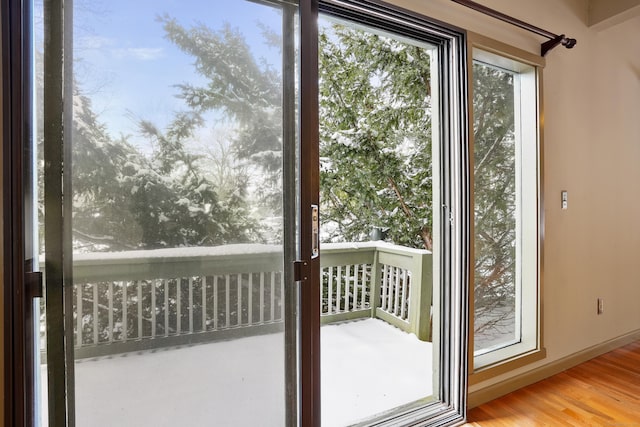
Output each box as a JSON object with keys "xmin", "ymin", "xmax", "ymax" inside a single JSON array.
[
  {"xmin": 38, "ymin": 0, "xmax": 299, "ymax": 425},
  {"xmin": 32, "ymin": 1, "xmax": 46, "ymax": 424},
  {"xmin": 319, "ymin": 15, "xmax": 438, "ymax": 426},
  {"xmin": 472, "ymin": 61, "xmax": 519, "ymax": 354}
]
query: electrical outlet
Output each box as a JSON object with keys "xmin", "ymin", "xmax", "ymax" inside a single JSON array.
[{"xmin": 597, "ymin": 298, "xmax": 604, "ymax": 315}]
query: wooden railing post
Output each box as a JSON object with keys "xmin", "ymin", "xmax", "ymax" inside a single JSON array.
[{"xmin": 408, "ymin": 251, "xmax": 433, "ymax": 342}]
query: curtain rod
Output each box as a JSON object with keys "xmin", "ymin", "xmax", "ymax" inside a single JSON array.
[{"xmin": 451, "ymin": 0, "xmax": 576, "ymax": 56}]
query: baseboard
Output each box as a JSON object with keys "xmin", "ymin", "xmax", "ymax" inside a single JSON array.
[{"xmin": 467, "ymin": 329, "xmax": 640, "ymax": 408}]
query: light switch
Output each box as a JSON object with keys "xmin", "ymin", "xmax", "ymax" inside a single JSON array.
[{"xmin": 561, "ymin": 190, "xmax": 568, "ymax": 210}]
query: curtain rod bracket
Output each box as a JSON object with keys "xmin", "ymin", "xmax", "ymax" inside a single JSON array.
[
  {"xmin": 541, "ymin": 34, "xmax": 576, "ymax": 56},
  {"xmin": 451, "ymin": 0, "xmax": 577, "ymax": 57}
]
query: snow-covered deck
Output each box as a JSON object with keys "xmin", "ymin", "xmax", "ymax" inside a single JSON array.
[{"xmin": 41, "ymin": 318, "xmax": 434, "ymax": 427}]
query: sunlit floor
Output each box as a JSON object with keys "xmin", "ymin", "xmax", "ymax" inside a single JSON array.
[{"xmin": 40, "ymin": 318, "xmax": 433, "ymax": 427}]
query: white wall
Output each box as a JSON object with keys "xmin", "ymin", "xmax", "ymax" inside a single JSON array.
[{"xmin": 386, "ymin": 0, "xmax": 640, "ymax": 397}]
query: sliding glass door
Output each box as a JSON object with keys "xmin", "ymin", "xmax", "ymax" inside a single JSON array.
[
  {"xmin": 10, "ymin": 0, "xmax": 469, "ymax": 425},
  {"xmin": 318, "ymin": 13, "xmax": 439, "ymax": 426},
  {"xmin": 316, "ymin": 2, "xmax": 469, "ymax": 425},
  {"xmin": 34, "ymin": 0, "xmax": 309, "ymax": 425}
]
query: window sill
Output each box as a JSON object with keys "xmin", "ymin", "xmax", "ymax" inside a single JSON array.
[{"xmin": 469, "ymin": 347, "xmax": 547, "ymax": 386}]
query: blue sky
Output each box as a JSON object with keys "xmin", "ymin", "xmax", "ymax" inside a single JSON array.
[{"xmin": 71, "ymin": 0, "xmax": 284, "ymax": 146}]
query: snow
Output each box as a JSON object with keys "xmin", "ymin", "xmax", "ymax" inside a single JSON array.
[
  {"xmin": 73, "ymin": 244, "xmax": 283, "ymax": 263},
  {"xmin": 40, "ymin": 318, "xmax": 434, "ymax": 426},
  {"xmin": 322, "ymin": 319, "xmax": 433, "ymax": 426}
]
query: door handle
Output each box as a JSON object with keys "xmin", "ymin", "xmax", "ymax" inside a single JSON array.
[{"xmin": 311, "ymin": 204, "xmax": 319, "ymax": 259}]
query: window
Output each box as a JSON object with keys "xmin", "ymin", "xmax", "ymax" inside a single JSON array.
[{"xmin": 471, "ymin": 46, "xmax": 543, "ymax": 371}]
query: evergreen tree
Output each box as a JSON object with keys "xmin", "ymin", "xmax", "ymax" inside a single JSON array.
[
  {"xmin": 319, "ymin": 25, "xmax": 434, "ymax": 250},
  {"xmin": 158, "ymin": 16, "xmax": 284, "ymax": 213},
  {"xmin": 69, "ymin": 90, "xmax": 143, "ymax": 250},
  {"xmin": 69, "ymin": 86, "xmax": 259, "ymax": 251},
  {"xmin": 472, "ymin": 63, "xmax": 517, "ymax": 340},
  {"xmin": 157, "ymin": 17, "xmax": 436, "ymax": 250},
  {"xmin": 132, "ymin": 112, "xmax": 260, "ymax": 248}
]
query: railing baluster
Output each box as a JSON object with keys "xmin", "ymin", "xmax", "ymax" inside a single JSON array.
[
  {"xmin": 353, "ymin": 264, "xmax": 359, "ymax": 310},
  {"xmin": 400, "ymin": 269, "xmax": 408, "ymax": 320},
  {"xmin": 347, "ymin": 265, "xmax": 357, "ymax": 311},
  {"xmin": 225, "ymin": 274, "xmax": 231, "ymax": 328},
  {"xmin": 202, "ymin": 275, "xmax": 207, "ymax": 331},
  {"xmin": 248, "ymin": 273, "xmax": 253, "ymax": 325},
  {"xmin": 259, "ymin": 273, "xmax": 265, "ymax": 323},
  {"xmin": 381, "ymin": 265, "xmax": 388, "ymax": 311},
  {"xmin": 213, "ymin": 276, "xmax": 218, "ymax": 330},
  {"xmin": 393, "ymin": 267, "xmax": 401, "ymax": 316},
  {"xmin": 327, "ymin": 266, "xmax": 333, "ymax": 315},
  {"xmin": 137, "ymin": 281, "xmax": 142, "ymax": 339},
  {"xmin": 237, "ymin": 273, "xmax": 242, "ymax": 326},
  {"xmin": 270, "ymin": 272, "xmax": 275, "ymax": 321},
  {"xmin": 93, "ymin": 283, "xmax": 99, "ymax": 344},
  {"xmin": 360, "ymin": 264, "xmax": 369, "ymax": 308},
  {"xmin": 319, "ymin": 267, "xmax": 322, "ymax": 316},
  {"xmin": 347, "ymin": 265, "xmax": 352, "ymax": 311},
  {"xmin": 151, "ymin": 279, "xmax": 157, "ymax": 338},
  {"xmin": 392, "ymin": 267, "xmax": 399, "ymax": 314},
  {"xmin": 385, "ymin": 267, "xmax": 391, "ymax": 312},
  {"xmin": 280, "ymin": 272, "xmax": 285, "ymax": 321},
  {"xmin": 164, "ymin": 279, "xmax": 169, "ymax": 337},
  {"xmin": 108, "ymin": 282, "xmax": 114, "ymax": 343},
  {"xmin": 388, "ymin": 267, "xmax": 395, "ymax": 314},
  {"xmin": 336, "ymin": 266, "xmax": 342, "ymax": 312},
  {"xmin": 177, "ymin": 278, "xmax": 182, "ymax": 335},
  {"xmin": 122, "ymin": 281, "xmax": 128, "ymax": 341},
  {"xmin": 189, "ymin": 277, "xmax": 194, "ymax": 333},
  {"xmin": 76, "ymin": 283, "xmax": 82, "ymax": 346},
  {"xmin": 346, "ymin": 265, "xmax": 352, "ymax": 311},
  {"xmin": 345, "ymin": 265, "xmax": 351, "ymax": 311}
]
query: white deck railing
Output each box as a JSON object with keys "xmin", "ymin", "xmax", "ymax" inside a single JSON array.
[
  {"xmin": 42, "ymin": 242, "xmax": 432, "ymax": 358},
  {"xmin": 320, "ymin": 242, "xmax": 432, "ymax": 340}
]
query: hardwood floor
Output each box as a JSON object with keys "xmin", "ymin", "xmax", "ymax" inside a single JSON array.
[{"xmin": 464, "ymin": 341, "xmax": 640, "ymax": 426}]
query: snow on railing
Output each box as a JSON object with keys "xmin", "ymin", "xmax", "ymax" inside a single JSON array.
[{"xmin": 41, "ymin": 242, "xmax": 432, "ymax": 359}]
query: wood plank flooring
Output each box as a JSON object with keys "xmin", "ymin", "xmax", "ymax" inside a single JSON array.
[{"xmin": 464, "ymin": 341, "xmax": 640, "ymax": 426}]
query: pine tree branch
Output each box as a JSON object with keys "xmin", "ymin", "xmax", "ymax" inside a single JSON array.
[
  {"xmin": 386, "ymin": 176, "xmax": 432, "ymax": 250},
  {"xmin": 73, "ymin": 229, "xmax": 138, "ymax": 251}
]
